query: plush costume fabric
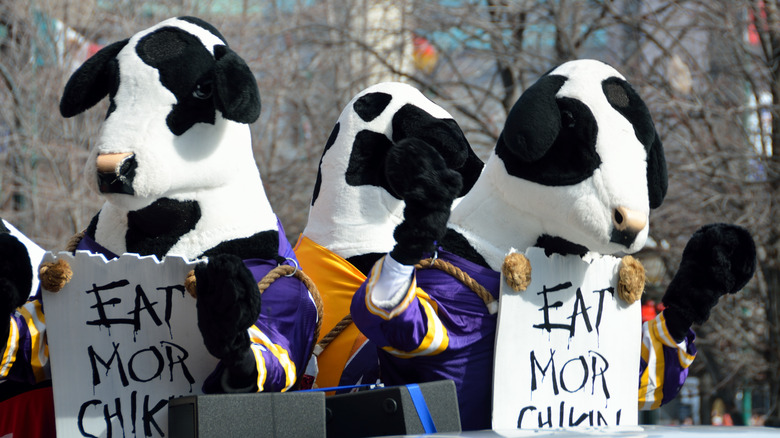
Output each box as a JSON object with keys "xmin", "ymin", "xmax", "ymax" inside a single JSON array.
[{"xmin": 298, "ymin": 81, "xmax": 483, "ymax": 390}]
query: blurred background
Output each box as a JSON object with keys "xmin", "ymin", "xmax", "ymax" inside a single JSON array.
[{"xmin": 0, "ymin": 0, "xmax": 775, "ymax": 427}]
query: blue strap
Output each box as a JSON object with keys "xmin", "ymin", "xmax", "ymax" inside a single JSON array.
[
  {"xmin": 298, "ymin": 383, "xmax": 378, "ymax": 393},
  {"xmin": 407, "ymin": 384, "xmax": 437, "ymax": 433}
]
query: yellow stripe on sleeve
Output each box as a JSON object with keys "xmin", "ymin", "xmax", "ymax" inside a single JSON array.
[
  {"xmin": 0, "ymin": 318, "xmax": 19, "ymax": 379},
  {"xmin": 19, "ymin": 301, "xmax": 48, "ymax": 383},
  {"xmin": 382, "ymin": 290, "xmax": 449, "ymax": 358},
  {"xmin": 249, "ymin": 326, "xmax": 297, "ymax": 392}
]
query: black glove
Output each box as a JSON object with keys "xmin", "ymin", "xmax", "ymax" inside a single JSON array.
[
  {"xmin": 195, "ymin": 253, "xmax": 261, "ymax": 392},
  {"xmin": 386, "ymin": 138, "xmax": 463, "ymax": 265},
  {"xmin": 662, "ymin": 224, "xmax": 756, "ymax": 342}
]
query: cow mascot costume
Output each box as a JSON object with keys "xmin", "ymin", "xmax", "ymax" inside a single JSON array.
[
  {"xmin": 0, "ymin": 16, "xmax": 320, "ymax": 406},
  {"xmin": 295, "ymin": 81, "xmax": 483, "ymax": 390},
  {"xmin": 349, "ymin": 59, "xmax": 757, "ymax": 430}
]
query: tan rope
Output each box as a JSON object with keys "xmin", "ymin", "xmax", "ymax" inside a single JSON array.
[
  {"xmin": 257, "ymin": 265, "xmax": 324, "ymax": 353},
  {"xmin": 315, "ymin": 313, "xmax": 354, "ymax": 355},
  {"xmin": 415, "ymin": 257, "xmax": 495, "ymax": 310},
  {"xmin": 65, "ymin": 230, "xmax": 86, "ymax": 252},
  {"xmin": 317, "ymin": 256, "xmax": 497, "ymax": 355}
]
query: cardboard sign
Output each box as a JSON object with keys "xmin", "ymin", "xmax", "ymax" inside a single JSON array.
[
  {"xmin": 42, "ymin": 251, "xmax": 220, "ymax": 438},
  {"xmin": 492, "ymin": 247, "xmax": 640, "ymax": 430}
]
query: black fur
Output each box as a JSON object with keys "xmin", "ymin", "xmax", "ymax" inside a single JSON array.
[
  {"xmin": 202, "ymin": 229, "xmax": 279, "ymax": 260},
  {"xmin": 59, "ymin": 39, "xmax": 129, "ymax": 118},
  {"xmin": 0, "ymin": 233, "xmax": 32, "ymax": 314},
  {"xmin": 499, "ymin": 75, "xmax": 567, "ymax": 164},
  {"xmin": 662, "ymin": 224, "xmax": 757, "ymax": 342},
  {"xmin": 212, "ymin": 45, "xmax": 261, "ymax": 124},
  {"xmin": 439, "ymin": 229, "xmax": 489, "ymax": 268},
  {"xmin": 345, "ymin": 130, "xmax": 398, "ymax": 196},
  {"xmin": 346, "ymin": 252, "xmax": 384, "ymax": 276},
  {"xmin": 125, "ymin": 198, "xmax": 201, "ymax": 258},
  {"xmin": 0, "ymin": 231, "xmax": 33, "ymax": 365},
  {"xmin": 392, "ymin": 104, "xmax": 483, "ymax": 196},
  {"xmin": 536, "ymin": 234, "xmax": 588, "ymax": 257},
  {"xmin": 194, "ymin": 253, "xmax": 261, "ymax": 390},
  {"xmin": 386, "ymin": 139, "xmax": 463, "ymax": 265},
  {"xmin": 311, "ymin": 122, "xmax": 340, "ymax": 206},
  {"xmin": 498, "ymin": 93, "xmax": 601, "ymax": 186},
  {"xmin": 353, "ymin": 92, "xmax": 392, "ymax": 122}
]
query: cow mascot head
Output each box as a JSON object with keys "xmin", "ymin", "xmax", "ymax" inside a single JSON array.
[
  {"xmin": 42, "ymin": 16, "xmax": 319, "ymax": 394},
  {"xmin": 348, "ymin": 59, "xmax": 757, "ymax": 430}
]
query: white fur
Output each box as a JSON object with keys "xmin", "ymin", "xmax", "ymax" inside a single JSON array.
[
  {"xmin": 449, "ymin": 60, "xmax": 651, "ymax": 271},
  {"xmin": 302, "ymin": 82, "xmax": 456, "ymax": 260}
]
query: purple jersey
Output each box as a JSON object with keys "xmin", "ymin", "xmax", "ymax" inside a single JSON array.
[{"xmin": 351, "ymin": 249, "xmax": 500, "ymax": 430}]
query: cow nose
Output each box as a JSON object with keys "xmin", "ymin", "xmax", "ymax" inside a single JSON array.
[
  {"xmin": 96, "ymin": 152, "xmax": 136, "ymax": 195},
  {"xmin": 96, "ymin": 152, "xmax": 134, "ymax": 174},
  {"xmin": 612, "ymin": 206, "xmax": 646, "ymax": 233},
  {"xmin": 610, "ymin": 206, "xmax": 647, "ymax": 247}
]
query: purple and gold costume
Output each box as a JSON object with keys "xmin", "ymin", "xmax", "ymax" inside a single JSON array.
[
  {"xmin": 1, "ymin": 220, "xmax": 318, "ymax": 394},
  {"xmin": 351, "ymin": 247, "xmax": 698, "ymax": 430},
  {"xmin": 351, "ymin": 249, "xmax": 499, "ymax": 430}
]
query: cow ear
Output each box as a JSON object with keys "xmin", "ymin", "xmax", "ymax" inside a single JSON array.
[
  {"xmin": 647, "ymin": 133, "xmax": 667, "ymax": 209},
  {"xmin": 501, "ymin": 74, "xmax": 567, "ymax": 162},
  {"xmin": 213, "ymin": 45, "xmax": 261, "ymax": 124},
  {"xmin": 60, "ymin": 39, "xmax": 129, "ymax": 118}
]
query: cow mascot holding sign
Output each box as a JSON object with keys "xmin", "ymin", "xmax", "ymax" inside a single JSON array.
[
  {"xmin": 0, "ymin": 16, "xmax": 320, "ymax": 434},
  {"xmin": 349, "ymin": 59, "xmax": 756, "ymax": 430}
]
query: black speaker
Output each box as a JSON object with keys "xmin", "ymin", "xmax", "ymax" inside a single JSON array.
[
  {"xmin": 168, "ymin": 391, "xmax": 326, "ymax": 438},
  {"xmin": 325, "ymin": 380, "xmax": 461, "ymax": 437}
]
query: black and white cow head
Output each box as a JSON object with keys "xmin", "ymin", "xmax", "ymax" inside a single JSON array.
[
  {"xmin": 449, "ymin": 59, "xmax": 666, "ymax": 269},
  {"xmin": 61, "ymin": 16, "xmax": 261, "ymax": 208},
  {"xmin": 302, "ymin": 82, "xmax": 483, "ymax": 272},
  {"xmin": 59, "ymin": 17, "xmax": 275, "ymax": 259}
]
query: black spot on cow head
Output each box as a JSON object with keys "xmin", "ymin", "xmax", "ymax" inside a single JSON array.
[
  {"xmin": 0, "ymin": 219, "xmax": 8, "ymax": 234},
  {"xmin": 136, "ymin": 27, "xmax": 219, "ymax": 135},
  {"xmin": 311, "ymin": 122, "xmax": 340, "ymax": 206},
  {"xmin": 353, "ymin": 92, "xmax": 392, "ymax": 122},
  {"xmin": 125, "ymin": 198, "xmax": 201, "ymax": 258},
  {"xmin": 344, "ymin": 130, "xmax": 399, "ymax": 198}
]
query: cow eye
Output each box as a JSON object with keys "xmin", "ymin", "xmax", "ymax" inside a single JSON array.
[{"xmin": 193, "ymin": 81, "xmax": 213, "ymax": 99}]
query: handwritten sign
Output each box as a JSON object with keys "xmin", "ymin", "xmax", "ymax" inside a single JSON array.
[
  {"xmin": 492, "ymin": 247, "xmax": 640, "ymax": 430},
  {"xmin": 42, "ymin": 251, "xmax": 220, "ymax": 438}
]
